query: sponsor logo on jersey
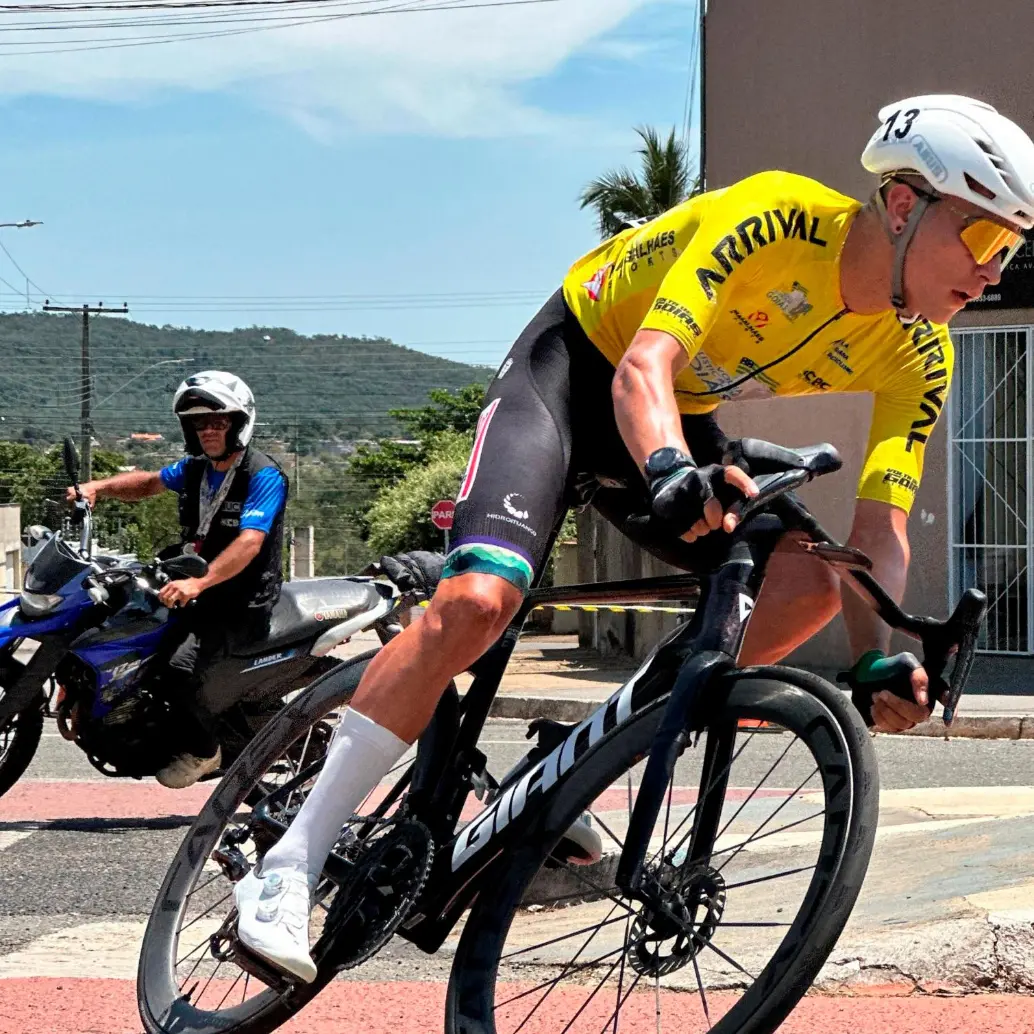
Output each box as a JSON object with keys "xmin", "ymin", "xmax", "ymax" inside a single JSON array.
[
  {"xmin": 882, "ymin": 469, "xmax": 920, "ymax": 494},
  {"xmin": 582, "ymin": 263, "xmax": 613, "ymax": 302},
  {"xmin": 825, "ymin": 339, "xmax": 853, "ymax": 374},
  {"xmin": 766, "ymin": 281, "xmax": 813, "ymax": 322},
  {"xmin": 905, "ymin": 319, "xmax": 950, "ymax": 453},
  {"xmin": 800, "ymin": 369, "xmax": 832, "ymax": 390},
  {"xmin": 695, "ymin": 207, "xmax": 828, "ymax": 301},
  {"xmin": 731, "ymin": 308, "xmax": 765, "ymax": 344},
  {"xmin": 457, "ymin": 398, "xmax": 501, "ymax": 502},
  {"xmin": 496, "ymin": 358, "xmax": 513, "ymax": 380},
  {"xmin": 615, "ymin": 229, "xmax": 679, "ymax": 275},
  {"xmin": 652, "ymin": 297, "xmax": 702, "ymax": 337},
  {"xmin": 732, "ymin": 357, "xmax": 778, "ymax": 398}
]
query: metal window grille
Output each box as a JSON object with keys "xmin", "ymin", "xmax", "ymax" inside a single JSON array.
[{"xmin": 949, "ymin": 328, "xmax": 1029, "ymax": 653}]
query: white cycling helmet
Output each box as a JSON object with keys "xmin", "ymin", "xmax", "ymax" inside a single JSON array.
[
  {"xmin": 173, "ymin": 370, "xmax": 257, "ymax": 458},
  {"xmin": 861, "ymin": 95, "xmax": 1034, "ymax": 312}
]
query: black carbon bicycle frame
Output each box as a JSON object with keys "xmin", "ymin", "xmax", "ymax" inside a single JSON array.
[{"xmin": 256, "ymin": 471, "xmax": 985, "ymax": 960}]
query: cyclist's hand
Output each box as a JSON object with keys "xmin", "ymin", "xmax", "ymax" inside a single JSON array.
[
  {"xmin": 379, "ymin": 551, "xmax": 445, "ymax": 596},
  {"xmin": 650, "ymin": 462, "xmax": 758, "ymax": 543},
  {"xmin": 872, "ymin": 664, "xmax": 931, "ymax": 733},
  {"xmin": 840, "ymin": 650, "xmax": 935, "ymax": 733}
]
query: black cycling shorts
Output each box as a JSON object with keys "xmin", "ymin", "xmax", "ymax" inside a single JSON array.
[{"xmin": 441, "ymin": 289, "xmax": 727, "ymax": 592}]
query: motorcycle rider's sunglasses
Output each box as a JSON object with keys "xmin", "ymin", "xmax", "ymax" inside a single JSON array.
[
  {"xmin": 190, "ymin": 414, "xmax": 232, "ymax": 431},
  {"xmin": 899, "ymin": 178, "xmax": 1026, "ymax": 269}
]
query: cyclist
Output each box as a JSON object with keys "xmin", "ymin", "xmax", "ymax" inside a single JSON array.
[
  {"xmin": 235, "ymin": 95, "xmax": 1034, "ymax": 982},
  {"xmin": 68, "ymin": 371, "xmax": 288, "ymax": 788}
]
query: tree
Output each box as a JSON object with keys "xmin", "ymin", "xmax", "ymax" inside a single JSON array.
[
  {"xmin": 364, "ymin": 432, "xmax": 472, "ymax": 555},
  {"xmin": 579, "ymin": 126, "xmax": 700, "ymax": 240}
]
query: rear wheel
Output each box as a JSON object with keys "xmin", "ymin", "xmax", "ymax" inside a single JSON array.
[
  {"xmin": 446, "ymin": 667, "xmax": 878, "ymax": 1034},
  {"xmin": 137, "ymin": 652, "xmax": 380, "ymax": 1034}
]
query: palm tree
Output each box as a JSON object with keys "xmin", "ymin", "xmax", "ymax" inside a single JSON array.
[{"xmin": 579, "ymin": 126, "xmax": 700, "ymax": 240}]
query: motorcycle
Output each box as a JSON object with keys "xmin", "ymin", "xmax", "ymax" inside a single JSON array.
[{"xmin": 0, "ymin": 438, "xmax": 395, "ymax": 796}]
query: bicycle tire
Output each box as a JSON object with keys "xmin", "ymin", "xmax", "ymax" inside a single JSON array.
[
  {"xmin": 137, "ymin": 651, "xmax": 376, "ymax": 1034},
  {"xmin": 446, "ymin": 666, "xmax": 878, "ymax": 1034}
]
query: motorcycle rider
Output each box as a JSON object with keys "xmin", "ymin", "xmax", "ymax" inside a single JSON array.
[{"xmin": 66, "ymin": 371, "xmax": 288, "ymax": 788}]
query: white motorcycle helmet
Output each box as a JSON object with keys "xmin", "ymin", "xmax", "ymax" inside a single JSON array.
[
  {"xmin": 861, "ymin": 94, "xmax": 1034, "ymax": 312},
  {"xmin": 173, "ymin": 370, "xmax": 257, "ymax": 458}
]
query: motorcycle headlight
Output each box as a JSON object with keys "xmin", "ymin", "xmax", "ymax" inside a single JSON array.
[{"xmin": 19, "ymin": 591, "xmax": 63, "ymax": 618}]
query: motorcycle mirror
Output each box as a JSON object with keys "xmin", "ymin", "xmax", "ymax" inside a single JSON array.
[
  {"xmin": 162, "ymin": 553, "xmax": 210, "ymax": 580},
  {"xmin": 63, "ymin": 437, "xmax": 81, "ymax": 487}
]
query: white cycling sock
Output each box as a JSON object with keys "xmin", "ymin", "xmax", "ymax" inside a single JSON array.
[{"xmin": 260, "ymin": 707, "xmax": 409, "ymax": 878}]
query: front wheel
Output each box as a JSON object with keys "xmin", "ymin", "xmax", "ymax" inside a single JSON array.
[
  {"xmin": 0, "ymin": 694, "xmax": 44, "ymax": 798},
  {"xmin": 447, "ymin": 666, "xmax": 878, "ymax": 1034}
]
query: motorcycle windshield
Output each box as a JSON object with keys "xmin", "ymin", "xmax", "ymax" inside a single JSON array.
[{"xmin": 23, "ymin": 535, "xmax": 91, "ymax": 595}]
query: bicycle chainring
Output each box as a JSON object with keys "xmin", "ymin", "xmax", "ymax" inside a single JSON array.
[{"xmin": 316, "ymin": 817, "xmax": 434, "ymax": 972}]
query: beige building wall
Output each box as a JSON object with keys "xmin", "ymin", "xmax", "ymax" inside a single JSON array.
[
  {"xmin": 702, "ymin": 0, "xmax": 1034, "ymax": 669},
  {"xmin": 0, "ymin": 505, "xmax": 21, "ymax": 597}
]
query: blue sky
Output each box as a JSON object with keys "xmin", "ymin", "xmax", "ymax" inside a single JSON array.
[{"xmin": 0, "ymin": 0, "xmax": 700, "ymax": 370}]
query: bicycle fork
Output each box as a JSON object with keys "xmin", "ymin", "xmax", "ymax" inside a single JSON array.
[{"xmin": 616, "ymin": 529, "xmax": 778, "ymax": 898}]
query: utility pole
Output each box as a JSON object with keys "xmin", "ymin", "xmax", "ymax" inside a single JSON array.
[{"xmin": 42, "ymin": 301, "xmax": 129, "ymax": 481}]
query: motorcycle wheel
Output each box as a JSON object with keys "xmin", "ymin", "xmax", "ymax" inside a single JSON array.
[{"xmin": 0, "ymin": 694, "xmax": 45, "ymax": 798}]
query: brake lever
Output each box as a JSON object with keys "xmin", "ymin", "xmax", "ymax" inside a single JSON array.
[
  {"xmin": 724, "ymin": 469, "xmax": 811, "ymax": 523},
  {"xmin": 922, "ymin": 588, "xmax": 987, "ymax": 724}
]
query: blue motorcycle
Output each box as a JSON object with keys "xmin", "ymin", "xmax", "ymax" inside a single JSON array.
[{"xmin": 0, "ymin": 439, "xmax": 395, "ymax": 796}]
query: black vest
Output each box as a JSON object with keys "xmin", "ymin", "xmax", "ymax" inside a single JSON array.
[{"xmin": 178, "ymin": 447, "xmax": 287, "ymax": 611}]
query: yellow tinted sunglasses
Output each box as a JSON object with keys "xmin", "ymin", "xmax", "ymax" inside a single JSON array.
[{"xmin": 960, "ymin": 219, "xmax": 1025, "ymax": 268}]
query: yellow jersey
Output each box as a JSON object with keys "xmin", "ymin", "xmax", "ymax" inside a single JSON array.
[{"xmin": 561, "ymin": 170, "xmax": 953, "ymax": 513}]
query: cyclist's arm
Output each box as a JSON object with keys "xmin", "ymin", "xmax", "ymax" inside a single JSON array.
[
  {"xmin": 612, "ymin": 330, "xmax": 695, "ymax": 470},
  {"xmin": 842, "ymin": 498, "xmax": 909, "ymax": 657}
]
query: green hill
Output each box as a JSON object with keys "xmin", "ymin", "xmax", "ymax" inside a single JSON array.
[{"xmin": 0, "ymin": 312, "xmax": 492, "ymax": 448}]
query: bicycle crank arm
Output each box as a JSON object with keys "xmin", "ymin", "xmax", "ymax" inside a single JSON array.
[{"xmin": 616, "ymin": 650, "xmax": 732, "ymax": 896}]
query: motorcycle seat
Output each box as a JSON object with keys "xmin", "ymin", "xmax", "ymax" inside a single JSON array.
[{"xmin": 234, "ymin": 578, "xmax": 392, "ymax": 657}]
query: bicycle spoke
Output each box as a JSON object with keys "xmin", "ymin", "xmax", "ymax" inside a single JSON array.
[
  {"xmin": 175, "ymin": 936, "xmax": 212, "ymax": 968},
  {"xmin": 712, "ymin": 735, "xmax": 799, "ymax": 843},
  {"xmin": 554, "ymin": 864, "xmax": 639, "ymax": 917},
  {"xmin": 701, "ymin": 936, "xmax": 756, "ymax": 983},
  {"xmin": 509, "ymin": 903, "xmax": 627, "ymax": 1032},
  {"xmin": 186, "ymin": 870, "xmax": 226, "ymax": 902},
  {"xmin": 599, "ymin": 968, "xmax": 643, "ymax": 1034},
  {"xmin": 558, "ymin": 953, "xmax": 625, "ymax": 1034},
  {"xmin": 242, "ymin": 971, "xmax": 250, "ymax": 1005},
  {"xmin": 177, "ymin": 950, "xmax": 208, "ymax": 994},
  {"xmin": 690, "ymin": 949, "xmax": 711, "ymax": 1029},
  {"xmin": 609, "ymin": 911, "xmax": 632, "ymax": 1034},
  {"xmin": 717, "ymin": 761, "xmax": 820, "ymax": 873},
  {"xmin": 195, "ymin": 958, "xmax": 226, "ymax": 1005},
  {"xmin": 179, "ymin": 889, "xmax": 233, "ymax": 933},
  {"xmin": 722, "ymin": 863, "xmax": 816, "ymax": 892},
  {"xmin": 502, "ymin": 911, "xmax": 630, "ymax": 961},
  {"xmin": 215, "ymin": 970, "xmax": 244, "ymax": 1010},
  {"xmin": 586, "ymin": 809, "xmax": 626, "ymax": 852},
  {"xmin": 712, "ymin": 809, "xmax": 826, "ymax": 863},
  {"xmin": 496, "ymin": 946, "xmax": 627, "ymax": 1009}
]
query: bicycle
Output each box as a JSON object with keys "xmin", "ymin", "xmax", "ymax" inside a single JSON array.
[{"xmin": 137, "ymin": 437, "xmax": 985, "ymax": 1034}]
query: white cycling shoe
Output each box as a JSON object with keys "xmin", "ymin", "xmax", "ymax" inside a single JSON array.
[{"xmin": 234, "ymin": 864, "xmax": 318, "ymax": 984}]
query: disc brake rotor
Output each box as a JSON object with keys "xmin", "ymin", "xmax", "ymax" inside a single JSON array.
[{"xmin": 628, "ymin": 863, "xmax": 727, "ymax": 977}]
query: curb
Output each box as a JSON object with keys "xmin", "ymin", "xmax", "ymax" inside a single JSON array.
[{"xmin": 489, "ymin": 694, "xmax": 1034, "ymax": 739}]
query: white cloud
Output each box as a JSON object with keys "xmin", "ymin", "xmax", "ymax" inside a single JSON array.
[{"xmin": 0, "ymin": 0, "xmax": 656, "ymax": 137}]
